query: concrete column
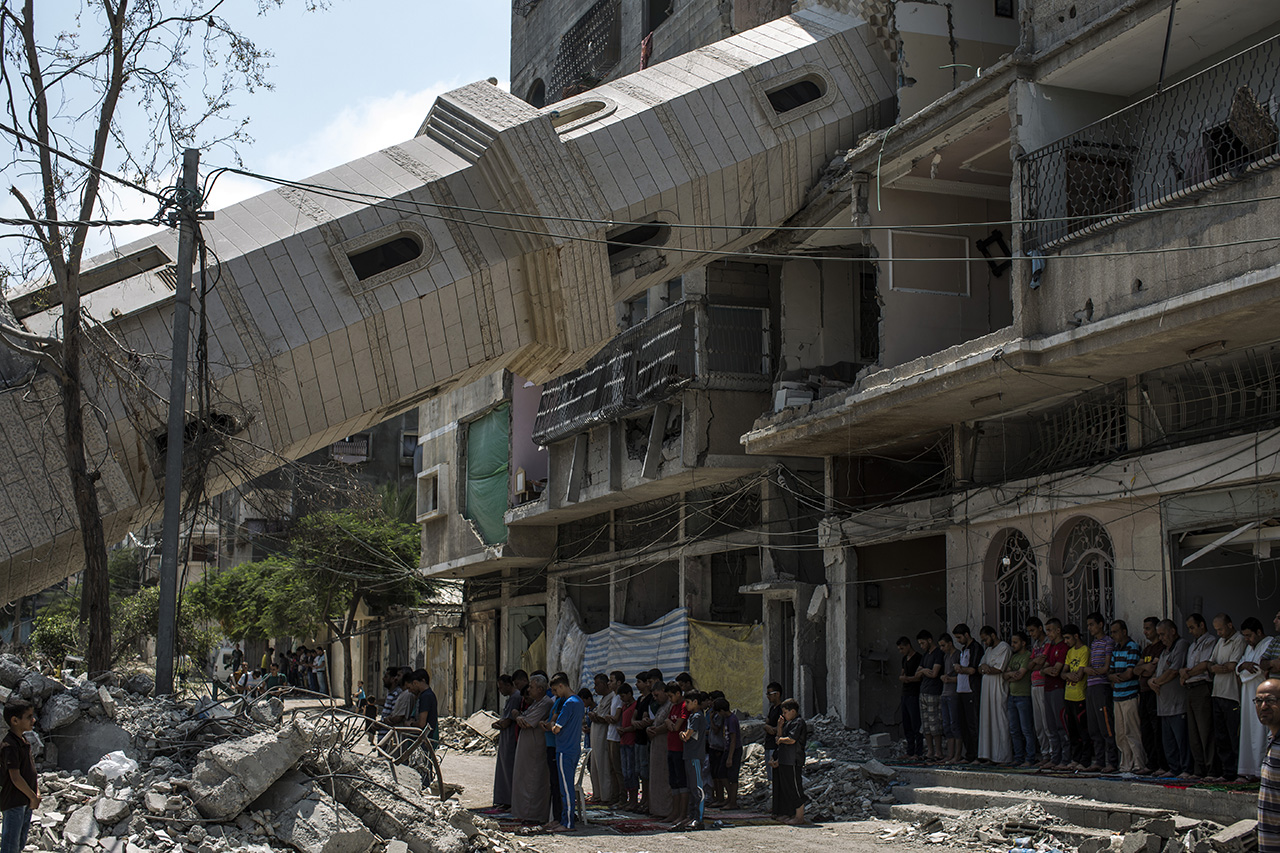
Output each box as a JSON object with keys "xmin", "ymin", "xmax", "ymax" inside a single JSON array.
[
  {"xmin": 610, "ymin": 566, "xmax": 627, "ymax": 624},
  {"xmin": 825, "ymin": 546, "xmax": 858, "ymax": 727}
]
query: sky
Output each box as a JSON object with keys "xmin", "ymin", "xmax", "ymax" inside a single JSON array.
[
  {"xmin": 200, "ymin": 0, "xmax": 512, "ymax": 209},
  {"xmin": 2, "ymin": 0, "xmax": 512, "ymax": 270}
]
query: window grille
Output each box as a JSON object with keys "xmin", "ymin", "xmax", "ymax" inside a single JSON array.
[
  {"xmin": 995, "ymin": 530, "xmax": 1038, "ymax": 640},
  {"xmin": 1058, "ymin": 518, "xmax": 1115, "ymax": 628},
  {"xmin": 1022, "ymin": 35, "xmax": 1280, "ymax": 251}
]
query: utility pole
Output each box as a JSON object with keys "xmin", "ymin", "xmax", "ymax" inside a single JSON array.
[{"xmin": 156, "ymin": 149, "xmax": 201, "ymax": 695}]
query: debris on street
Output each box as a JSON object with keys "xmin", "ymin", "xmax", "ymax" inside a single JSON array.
[
  {"xmin": 0, "ymin": 654, "xmax": 529, "ymax": 853},
  {"xmin": 738, "ymin": 713, "xmax": 900, "ymax": 821}
]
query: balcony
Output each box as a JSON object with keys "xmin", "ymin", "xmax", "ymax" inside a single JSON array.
[
  {"xmin": 532, "ymin": 298, "xmax": 770, "ymax": 446},
  {"xmin": 1022, "ymin": 34, "xmax": 1280, "ymax": 253}
]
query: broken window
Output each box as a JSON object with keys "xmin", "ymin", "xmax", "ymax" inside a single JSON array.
[
  {"xmin": 645, "ymin": 0, "xmax": 673, "ymax": 33},
  {"xmin": 766, "ymin": 76, "xmax": 825, "ymax": 114},
  {"xmin": 526, "ymin": 79, "xmax": 547, "ymax": 109},
  {"xmin": 607, "ymin": 221, "xmax": 668, "ymax": 259},
  {"xmin": 706, "ymin": 305, "xmax": 769, "ymax": 374},
  {"xmin": 346, "ymin": 235, "xmax": 423, "ymax": 282}
]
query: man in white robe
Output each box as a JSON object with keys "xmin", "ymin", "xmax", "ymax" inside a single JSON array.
[{"xmin": 977, "ymin": 626, "xmax": 1013, "ymax": 764}]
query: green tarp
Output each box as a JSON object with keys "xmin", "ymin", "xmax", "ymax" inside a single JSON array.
[{"xmin": 465, "ymin": 403, "xmax": 510, "ymax": 545}]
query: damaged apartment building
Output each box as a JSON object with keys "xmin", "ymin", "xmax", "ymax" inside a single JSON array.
[
  {"xmin": 417, "ymin": 0, "xmax": 1020, "ymax": 715},
  {"xmin": 740, "ymin": 0, "xmax": 1280, "ymax": 732},
  {"xmin": 422, "ymin": 0, "xmax": 1280, "ymax": 733}
]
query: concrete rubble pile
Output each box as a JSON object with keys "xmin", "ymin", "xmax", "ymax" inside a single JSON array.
[
  {"xmin": 436, "ymin": 717, "xmax": 496, "ymax": 756},
  {"xmin": 0, "ymin": 655, "xmax": 528, "ymax": 853},
  {"xmin": 892, "ymin": 799, "xmax": 1253, "ymax": 853},
  {"xmin": 737, "ymin": 713, "xmax": 899, "ymax": 821}
]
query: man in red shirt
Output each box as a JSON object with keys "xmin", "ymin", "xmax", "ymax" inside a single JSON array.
[
  {"xmin": 1042, "ymin": 618, "xmax": 1070, "ymax": 769},
  {"xmin": 664, "ymin": 682, "xmax": 688, "ymax": 825}
]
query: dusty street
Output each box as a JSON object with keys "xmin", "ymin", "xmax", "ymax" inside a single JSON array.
[{"xmin": 434, "ymin": 749, "xmax": 933, "ymax": 853}]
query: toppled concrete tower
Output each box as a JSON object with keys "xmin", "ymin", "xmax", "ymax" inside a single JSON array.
[{"xmin": 0, "ymin": 7, "xmax": 894, "ymax": 602}]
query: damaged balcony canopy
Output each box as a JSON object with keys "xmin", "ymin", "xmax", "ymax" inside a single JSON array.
[{"xmin": 533, "ymin": 298, "xmax": 771, "ymax": 446}]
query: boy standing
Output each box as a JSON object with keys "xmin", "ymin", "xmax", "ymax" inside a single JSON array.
[
  {"xmin": 547, "ymin": 675, "xmax": 586, "ymax": 832},
  {"xmin": 710, "ymin": 697, "xmax": 741, "ymax": 809},
  {"xmin": 617, "ymin": 684, "xmax": 639, "ymax": 809},
  {"xmin": 679, "ymin": 692, "xmax": 709, "ymax": 830},
  {"xmin": 772, "ymin": 698, "xmax": 808, "ymax": 825},
  {"xmin": 0, "ymin": 701, "xmax": 38, "ymax": 853}
]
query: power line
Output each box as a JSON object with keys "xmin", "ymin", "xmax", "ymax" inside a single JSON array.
[
  {"xmin": 0, "ymin": 121, "xmax": 173, "ymax": 204},
  {"xmin": 214, "ymin": 167, "xmax": 1280, "ymax": 265},
  {"xmin": 216, "ymin": 165, "xmax": 1280, "ymax": 238}
]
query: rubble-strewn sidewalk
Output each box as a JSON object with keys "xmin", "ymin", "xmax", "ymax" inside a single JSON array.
[{"xmin": 0, "ymin": 654, "xmax": 525, "ymax": 853}]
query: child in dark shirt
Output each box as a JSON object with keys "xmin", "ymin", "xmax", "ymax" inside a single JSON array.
[
  {"xmin": 770, "ymin": 698, "xmax": 808, "ymax": 825},
  {"xmin": 0, "ymin": 701, "xmax": 39, "ymax": 853}
]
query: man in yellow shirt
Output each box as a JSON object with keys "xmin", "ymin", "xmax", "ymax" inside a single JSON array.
[{"xmin": 1062, "ymin": 624, "xmax": 1092, "ymax": 770}]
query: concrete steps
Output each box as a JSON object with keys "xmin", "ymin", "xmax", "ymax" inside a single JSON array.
[
  {"xmin": 890, "ymin": 766, "xmax": 1257, "ymax": 828},
  {"xmin": 894, "ymin": 785, "xmax": 1170, "ymax": 832}
]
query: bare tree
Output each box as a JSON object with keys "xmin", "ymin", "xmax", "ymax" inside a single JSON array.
[{"xmin": 0, "ymin": 0, "xmax": 312, "ymax": 675}]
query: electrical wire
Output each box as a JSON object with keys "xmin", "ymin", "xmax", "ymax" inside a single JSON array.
[
  {"xmin": 0, "ymin": 120, "xmax": 173, "ymax": 203},
  {"xmin": 215, "ymin": 164, "xmax": 1280, "ymax": 238},
  {"xmin": 212, "ymin": 166, "xmax": 1280, "ymax": 265}
]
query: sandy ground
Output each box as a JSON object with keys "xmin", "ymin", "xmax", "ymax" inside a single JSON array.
[{"xmin": 433, "ymin": 749, "xmax": 936, "ymax": 853}]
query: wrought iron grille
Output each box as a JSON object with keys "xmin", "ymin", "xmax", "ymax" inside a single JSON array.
[
  {"xmin": 534, "ymin": 301, "xmax": 697, "ymax": 446},
  {"xmin": 1021, "ymin": 35, "xmax": 1280, "ymax": 251},
  {"xmin": 996, "ymin": 530, "xmax": 1038, "ymax": 641},
  {"xmin": 1059, "ymin": 518, "xmax": 1115, "ymax": 628},
  {"xmin": 548, "ymin": 0, "xmax": 621, "ymax": 100},
  {"xmin": 1141, "ymin": 342, "xmax": 1280, "ymax": 445},
  {"xmin": 1013, "ymin": 379, "xmax": 1126, "ymax": 473}
]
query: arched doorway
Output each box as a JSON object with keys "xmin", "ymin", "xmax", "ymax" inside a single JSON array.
[
  {"xmin": 986, "ymin": 528, "xmax": 1039, "ymax": 639},
  {"xmin": 1053, "ymin": 517, "xmax": 1115, "ymax": 627}
]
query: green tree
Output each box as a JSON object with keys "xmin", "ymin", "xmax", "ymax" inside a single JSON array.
[
  {"xmin": 113, "ymin": 584, "xmax": 217, "ymax": 673},
  {"xmin": 191, "ymin": 556, "xmax": 323, "ymax": 641},
  {"xmin": 290, "ymin": 507, "xmax": 428, "ymax": 704},
  {"xmin": 190, "ymin": 503, "xmax": 429, "ymax": 703}
]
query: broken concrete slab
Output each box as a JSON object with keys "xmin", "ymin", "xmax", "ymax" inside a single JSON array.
[
  {"xmin": 0, "ymin": 654, "xmax": 26, "ymax": 688},
  {"xmin": 94, "ymin": 796, "xmax": 131, "ymax": 826},
  {"xmin": 248, "ymin": 696, "xmax": 284, "ymax": 726},
  {"xmin": 859, "ymin": 758, "xmax": 896, "ymax": 780},
  {"xmin": 274, "ymin": 791, "xmax": 376, "ymax": 853},
  {"xmin": 122, "ymin": 672, "xmax": 153, "ymax": 696},
  {"xmin": 1122, "ymin": 831, "xmax": 1163, "ymax": 853},
  {"xmin": 51, "ymin": 717, "xmax": 132, "ymax": 772},
  {"xmin": 39, "ymin": 692, "xmax": 82, "ymax": 731},
  {"xmin": 188, "ymin": 722, "xmax": 308, "ymax": 821},
  {"xmin": 63, "ymin": 803, "xmax": 98, "ymax": 845},
  {"xmin": 1210, "ymin": 819, "xmax": 1259, "ymax": 853},
  {"xmin": 98, "ymin": 685, "xmax": 117, "ymax": 719},
  {"xmin": 248, "ymin": 769, "xmax": 314, "ymax": 814}
]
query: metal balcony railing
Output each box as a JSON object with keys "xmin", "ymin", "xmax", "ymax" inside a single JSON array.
[
  {"xmin": 532, "ymin": 299, "xmax": 771, "ymax": 445},
  {"xmin": 1021, "ymin": 35, "xmax": 1280, "ymax": 251}
]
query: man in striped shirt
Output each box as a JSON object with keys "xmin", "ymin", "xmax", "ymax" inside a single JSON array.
[
  {"xmin": 1254, "ymin": 678, "xmax": 1280, "ymax": 853},
  {"xmin": 1108, "ymin": 620, "xmax": 1147, "ymax": 774},
  {"xmin": 1083, "ymin": 612, "xmax": 1118, "ymax": 773}
]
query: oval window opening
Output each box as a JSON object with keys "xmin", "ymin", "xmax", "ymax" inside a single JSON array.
[
  {"xmin": 766, "ymin": 77, "xmax": 825, "ymax": 114},
  {"xmin": 551, "ymin": 100, "xmax": 607, "ymax": 129},
  {"xmin": 348, "ymin": 236, "xmax": 422, "ymax": 282},
  {"xmin": 607, "ymin": 221, "xmax": 667, "ymax": 258},
  {"xmin": 527, "ymin": 79, "xmax": 547, "ymax": 109}
]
